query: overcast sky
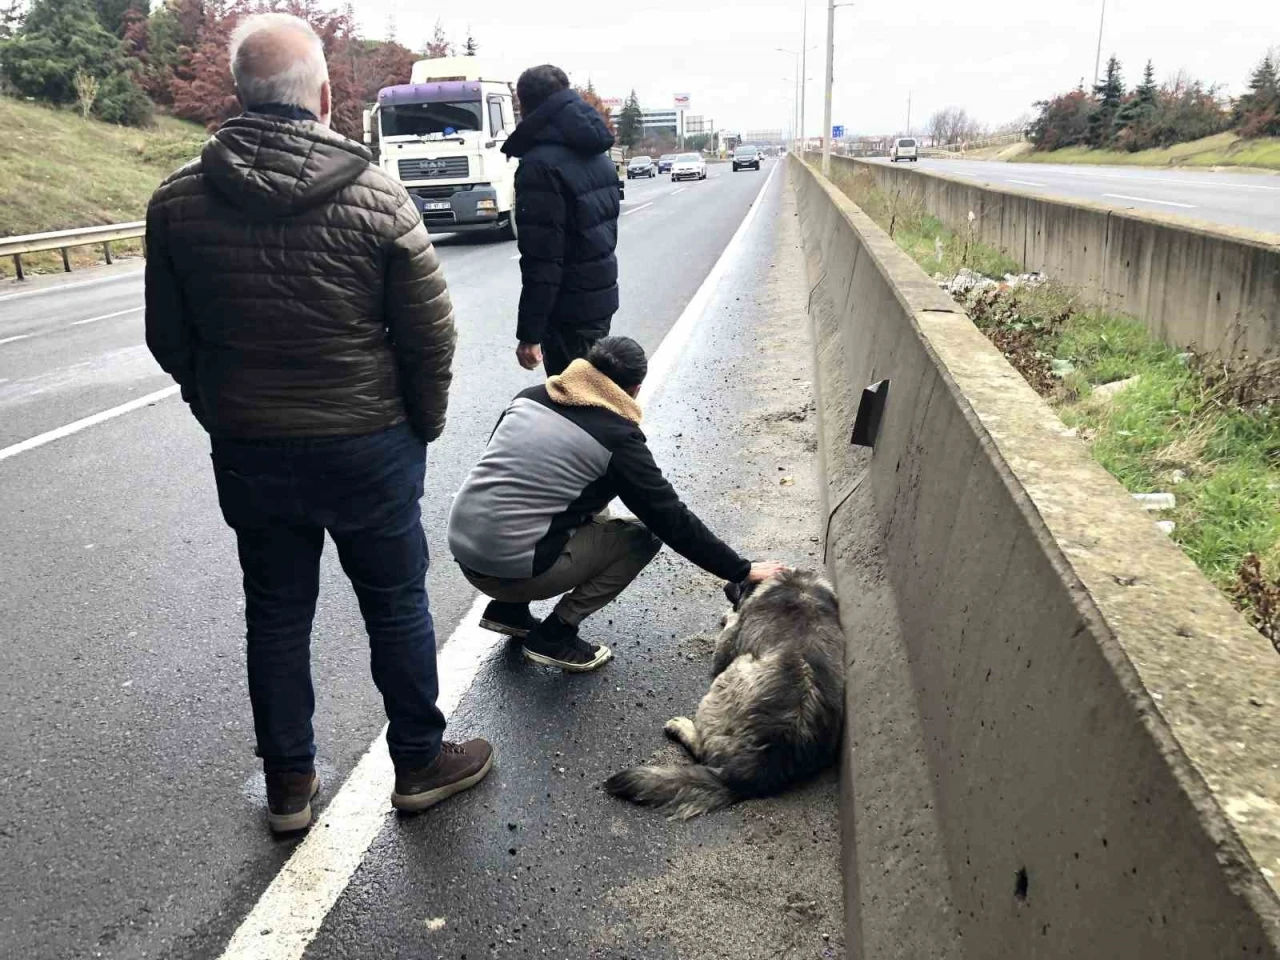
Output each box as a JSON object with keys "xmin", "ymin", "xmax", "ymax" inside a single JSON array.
[{"xmin": 349, "ymin": 0, "xmax": 1279, "ymax": 137}]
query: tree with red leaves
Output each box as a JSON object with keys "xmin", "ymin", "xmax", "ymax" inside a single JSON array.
[{"xmin": 575, "ymin": 80, "xmax": 614, "ymax": 136}]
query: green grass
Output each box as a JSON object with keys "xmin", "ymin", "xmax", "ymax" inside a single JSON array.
[
  {"xmin": 1020, "ymin": 131, "xmax": 1280, "ymax": 172},
  {"xmin": 0, "ymin": 96, "xmax": 206, "ymax": 277},
  {"xmin": 819, "ymin": 157, "xmax": 1280, "ymax": 644}
]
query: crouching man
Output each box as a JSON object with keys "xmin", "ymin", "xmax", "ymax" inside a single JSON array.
[{"xmin": 447, "ymin": 337, "xmax": 785, "ymax": 671}]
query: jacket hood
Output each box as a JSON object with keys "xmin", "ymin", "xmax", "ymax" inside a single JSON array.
[
  {"xmin": 502, "ymin": 89, "xmax": 615, "ymax": 159},
  {"xmin": 202, "ymin": 114, "xmax": 371, "ymax": 217},
  {"xmin": 546, "ymin": 359, "xmax": 641, "ymax": 425}
]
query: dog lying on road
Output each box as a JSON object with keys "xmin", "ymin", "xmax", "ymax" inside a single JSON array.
[{"xmin": 605, "ymin": 569, "xmax": 844, "ymax": 819}]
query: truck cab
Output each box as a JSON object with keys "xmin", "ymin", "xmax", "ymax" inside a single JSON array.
[{"xmin": 364, "ymin": 57, "xmax": 519, "ymax": 240}]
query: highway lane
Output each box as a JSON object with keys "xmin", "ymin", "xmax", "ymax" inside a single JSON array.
[
  {"xmin": 867, "ymin": 156, "xmax": 1280, "ymax": 235},
  {"xmin": 0, "ymin": 160, "xmax": 842, "ymax": 960}
]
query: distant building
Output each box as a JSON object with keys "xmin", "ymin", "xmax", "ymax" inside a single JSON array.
[{"xmin": 640, "ymin": 109, "xmax": 679, "ymax": 138}]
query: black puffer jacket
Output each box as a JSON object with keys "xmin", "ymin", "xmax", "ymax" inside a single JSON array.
[
  {"xmin": 145, "ymin": 113, "xmax": 456, "ymax": 441},
  {"xmin": 503, "ymin": 89, "xmax": 620, "ymax": 345}
]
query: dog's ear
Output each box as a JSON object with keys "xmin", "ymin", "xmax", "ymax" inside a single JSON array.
[{"xmin": 723, "ymin": 579, "xmax": 756, "ymax": 610}]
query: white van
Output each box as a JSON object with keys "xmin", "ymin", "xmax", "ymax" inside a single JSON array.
[{"xmin": 890, "ymin": 137, "xmax": 919, "ymax": 162}]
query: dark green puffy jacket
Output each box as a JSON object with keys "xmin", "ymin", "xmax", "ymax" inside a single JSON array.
[{"xmin": 145, "ymin": 113, "xmax": 456, "ymax": 442}]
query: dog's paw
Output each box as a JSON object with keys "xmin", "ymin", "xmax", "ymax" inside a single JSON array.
[{"xmin": 663, "ymin": 716, "xmax": 696, "ymax": 743}]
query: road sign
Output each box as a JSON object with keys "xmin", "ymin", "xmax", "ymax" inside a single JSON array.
[
  {"xmin": 601, "ymin": 97, "xmax": 624, "ymax": 110},
  {"xmin": 673, "ymin": 93, "xmax": 691, "ymax": 110},
  {"xmin": 832, "ymin": 125, "xmax": 845, "ymax": 140}
]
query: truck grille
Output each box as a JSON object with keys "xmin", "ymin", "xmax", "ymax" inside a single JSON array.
[{"xmin": 398, "ymin": 156, "xmax": 469, "ymax": 181}]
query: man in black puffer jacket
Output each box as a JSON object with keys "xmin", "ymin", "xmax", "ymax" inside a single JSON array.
[
  {"xmin": 504, "ymin": 65, "xmax": 621, "ymax": 375},
  {"xmin": 145, "ymin": 12, "xmax": 492, "ymax": 835}
]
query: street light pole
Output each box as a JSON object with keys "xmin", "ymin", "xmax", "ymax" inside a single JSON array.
[
  {"xmin": 821, "ymin": 0, "xmax": 834, "ymax": 174},
  {"xmin": 799, "ymin": 1, "xmax": 808, "ymax": 155},
  {"xmin": 1093, "ymin": 0, "xmax": 1107, "ymax": 87}
]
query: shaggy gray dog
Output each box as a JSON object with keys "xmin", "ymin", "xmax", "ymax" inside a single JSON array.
[{"xmin": 605, "ymin": 569, "xmax": 844, "ymax": 819}]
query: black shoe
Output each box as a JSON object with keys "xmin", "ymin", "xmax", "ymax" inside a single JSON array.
[
  {"xmin": 479, "ymin": 601, "xmax": 539, "ymax": 639},
  {"xmin": 265, "ymin": 770, "xmax": 320, "ymax": 834},
  {"xmin": 391, "ymin": 739, "xmax": 494, "ymax": 813},
  {"xmin": 522, "ymin": 614, "xmax": 613, "ymax": 673}
]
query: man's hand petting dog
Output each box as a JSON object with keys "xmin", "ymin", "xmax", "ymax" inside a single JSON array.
[{"xmin": 747, "ymin": 560, "xmax": 789, "ymax": 583}]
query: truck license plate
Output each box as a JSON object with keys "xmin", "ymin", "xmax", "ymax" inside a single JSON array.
[{"xmin": 423, "ymin": 201, "xmax": 451, "ymax": 212}]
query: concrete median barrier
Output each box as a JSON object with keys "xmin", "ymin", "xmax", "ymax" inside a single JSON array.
[
  {"xmin": 791, "ymin": 155, "xmax": 1280, "ymax": 957},
  {"xmin": 837, "ymin": 154, "xmax": 1280, "ymax": 358}
]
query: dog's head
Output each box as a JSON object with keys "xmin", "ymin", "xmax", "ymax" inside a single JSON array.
[{"xmin": 723, "ymin": 578, "xmax": 758, "ymax": 612}]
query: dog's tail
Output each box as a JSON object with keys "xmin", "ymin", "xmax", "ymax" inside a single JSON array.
[{"xmin": 604, "ymin": 764, "xmax": 737, "ymax": 819}]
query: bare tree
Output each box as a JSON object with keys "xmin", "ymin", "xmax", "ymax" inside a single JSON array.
[
  {"xmin": 927, "ymin": 106, "xmax": 987, "ymax": 145},
  {"xmin": 73, "ymin": 69, "xmax": 100, "ymax": 121}
]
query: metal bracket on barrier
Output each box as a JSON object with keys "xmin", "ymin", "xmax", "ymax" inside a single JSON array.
[{"xmin": 851, "ymin": 379, "xmax": 890, "ymax": 448}]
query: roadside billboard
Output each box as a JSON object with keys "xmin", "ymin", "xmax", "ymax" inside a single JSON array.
[{"xmin": 673, "ymin": 93, "xmax": 690, "ymax": 110}]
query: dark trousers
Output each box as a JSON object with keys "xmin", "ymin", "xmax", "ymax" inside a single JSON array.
[
  {"xmin": 211, "ymin": 423, "xmax": 445, "ymax": 774},
  {"xmin": 542, "ymin": 318, "xmax": 611, "ymax": 376}
]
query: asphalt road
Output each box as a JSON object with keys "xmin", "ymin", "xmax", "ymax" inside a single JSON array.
[
  {"xmin": 0, "ymin": 161, "xmax": 844, "ymax": 959},
  {"xmin": 867, "ymin": 156, "xmax": 1280, "ymax": 235}
]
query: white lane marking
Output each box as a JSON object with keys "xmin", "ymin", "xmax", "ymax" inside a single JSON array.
[
  {"xmin": 670, "ymin": 187, "xmax": 687, "ymax": 196},
  {"xmin": 1029, "ymin": 166, "xmax": 1280, "ymax": 192},
  {"xmin": 0, "ymin": 384, "xmax": 180, "ymax": 462},
  {"xmin": 0, "ymin": 334, "xmax": 32, "ymax": 346},
  {"xmin": 508, "ymin": 254, "xmax": 520, "ymax": 260},
  {"xmin": 639, "ymin": 160, "xmax": 777, "ymax": 406},
  {"xmin": 0, "ymin": 268, "xmax": 144, "ymax": 304},
  {"xmin": 1102, "ymin": 192, "xmax": 1196, "ymax": 209},
  {"xmin": 215, "ymin": 148, "xmax": 777, "ymax": 960},
  {"xmin": 71, "ymin": 306, "xmax": 143, "ymax": 326},
  {"xmin": 216, "ymin": 595, "xmax": 503, "ymax": 960},
  {"xmin": 622, "ymin": 201, "xmax": 655, "ymax": 216},
  {"xmin": 1006, "ymin": 178, "xmax": 1047, "ymax": 187}
]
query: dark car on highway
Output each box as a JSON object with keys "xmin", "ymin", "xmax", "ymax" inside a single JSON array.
[
  {"xmin": 732, "ymin": 145, "xmax": 761, "ymax": 172},
  {"xmin": 657, "ymin": 153, "xmax": 677, "ymax": 173},
  {"xmin": 627, "ymin": 156, "xmax": 656, "ymax": 179}
]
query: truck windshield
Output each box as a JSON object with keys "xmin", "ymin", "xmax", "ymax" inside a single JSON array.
[{"xmin": 381, "ymin": 101, "xmax": 483, "ymax": 138}]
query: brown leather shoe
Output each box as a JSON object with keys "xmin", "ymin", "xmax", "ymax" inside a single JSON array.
[
  {"xmin": 391, "ymin": 739, "xmax": 494, "ymax": 813},
  {"xmin": 265, "ymin": 770, "xmax": 320, "ymax": 834}
]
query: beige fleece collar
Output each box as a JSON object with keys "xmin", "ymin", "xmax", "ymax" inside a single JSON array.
[{"xmin": 546, "ymin": 359, "xmax": 642, "ymax": 425}]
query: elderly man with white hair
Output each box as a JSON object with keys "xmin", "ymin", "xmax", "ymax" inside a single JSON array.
[{"xmin": 145, "ymin": 12, "xmax": 492, "ymax": 834}]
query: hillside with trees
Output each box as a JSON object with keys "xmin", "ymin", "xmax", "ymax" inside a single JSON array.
[
  {"xmin": 0, "ymin": 0, "xmax": 473, "ymax": 141},
  {"xmin": 1028, "ymin": 50, "xmax": 1279, "ymax": 155}
]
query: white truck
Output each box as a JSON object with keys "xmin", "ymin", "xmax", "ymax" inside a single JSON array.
[{"xmin": 363, "ymin": 57, "xmax": 520, "ymax": 240}]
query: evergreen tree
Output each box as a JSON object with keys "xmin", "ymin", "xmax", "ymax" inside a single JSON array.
[
  {"xmin": 616, "ymin": 89, "xmax": 642, "ymax": 147},
  {"xmin": 1235, "ymin": 52, "xmax": 1279, "ymax": 136},
  {"xmin": 0, "ymin": 0, "xmax": 151, "ymax": 123},
  {"xmin": 1088, "ymin": 54, "xmax": 1123, "ymax": 146},
  {"xmin": 0, "ymin": 0, "xmax": 25, "ymax": 40},
  {"xmin": 463, "ymin": 26, "xmax": 476, "ymax": 56},
  {"xmin": 95, "ymin": 0, "xmax": 145, "ymax": 35},
  {"xmin": 1136, "ymin": 59, "xmax": 1158, "ymax": 109}
]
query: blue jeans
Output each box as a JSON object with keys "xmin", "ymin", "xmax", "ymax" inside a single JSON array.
[{"xmin": 211, "ymin": 423, "xmax": 445, "ymax": 774}]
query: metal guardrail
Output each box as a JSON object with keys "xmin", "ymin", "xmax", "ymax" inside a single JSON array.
[{"xmin": 1, "ymin": 221, "xmax": 145, "ymax": 281}]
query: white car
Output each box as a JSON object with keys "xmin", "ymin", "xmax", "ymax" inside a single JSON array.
[
  {"xmin": 670, "ymin": 153, "xmax": 707, "ymax": 182},
  {"xmin": 889, "ymin": 137, "xmax": 919, "ymax": 162}
]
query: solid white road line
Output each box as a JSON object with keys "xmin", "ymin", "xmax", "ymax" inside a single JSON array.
[
  {"xmin": 71, "ymin": 306, "xmax": 142, "ymax": 326},
  {"xmin": 0, "ymin": 268, "xmax": 144, "ymax": 304},
  {"xmin": 1006, "ymin": 178, "xmax": 1047, "ymax": 187},
  {"xmin": 621, "ymin": 201, "xmax": 655, "ymax": 216},
  {"xmin": 1047, "ymin": 167, "xmax": 1280, "ymax": 192},
  {"xmin": 0, "ymin": 384, "xmax": 180, "ymax": 462},
  {"xmin": 1103, "ymin": 192, "xmax": 1196, "ymax": 209},
  {"xmin": 215, "ymin": 142, "xmax": 779, "ymax": 960},
  {"xmin": 216, "ymin": 595, "xmax": 503, "ymax": 960},
  {"xmin": 0, "ymin": 334, "xmax": 32, "ymax": 346}
]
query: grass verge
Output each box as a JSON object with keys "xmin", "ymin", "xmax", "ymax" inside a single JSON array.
[
  {"xmin": 0, "ymin": 96, "xmax": 206, "ymax": 278},
  {"xmin": 823, "ymin": 160, "xmax": 1280, "ymax": 651},
  {"xmin": 1018, "ymin": 131, "xmax": 1280, "ymax": 172}
]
